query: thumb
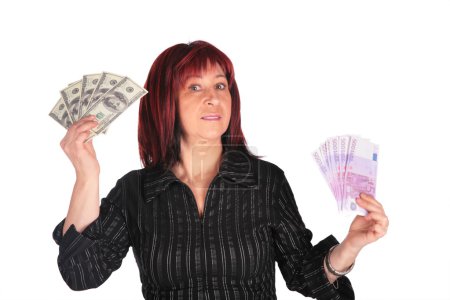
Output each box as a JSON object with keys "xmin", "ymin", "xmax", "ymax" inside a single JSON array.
[{"xmin": 85, "ymin": 139, "xmax": 96, "ymax": 155}]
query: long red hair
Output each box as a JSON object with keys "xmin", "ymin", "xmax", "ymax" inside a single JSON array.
[{"xmin": 138, "ymin": 40, "xmax": 261, "ymax": 169}]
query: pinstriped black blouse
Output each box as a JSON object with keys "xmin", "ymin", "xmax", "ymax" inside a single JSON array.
[{"xmin": 53, "ymin": 150, "xmax": 355, "ymax": 299}]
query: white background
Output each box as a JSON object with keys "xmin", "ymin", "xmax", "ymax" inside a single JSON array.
[{"xmin": 1, "ymin": 1, "xmax": 449, "ymax": 299}]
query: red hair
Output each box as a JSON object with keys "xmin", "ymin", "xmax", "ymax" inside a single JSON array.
[{"xmin": 138, "ymin": 40, "xmax": 262, "ymax": 169}]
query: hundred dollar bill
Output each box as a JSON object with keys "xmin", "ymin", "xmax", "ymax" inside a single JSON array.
[
  {"xmin": 83, "ymin": 77, "xmax": 148, "ymax": 142},
  {"xmin": 79, "ymin": 73, "xmax": 101, "ymax": 117},
  {"xmin": 85, "ymin": 72, "xmax": 125, "ymax": 113},
  {"xmin": 49, "ymin": 97, "xmax": 73, "ymax": 129},
  {"xmin": 78, "ymin": 73, "xmax": 109, "ymax": 134},
  {"xmin": 60, "ymin": 80, "xmax": 82, "ymax": 121}
]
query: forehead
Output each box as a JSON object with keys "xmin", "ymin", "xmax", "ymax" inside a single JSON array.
[
  {"xmin": 183, "ymin": 63, "xmax": 225, "ymax": 79},
  {"xmin": 178, "ymin": 58, "xmax": 227, "ymax": 84}
]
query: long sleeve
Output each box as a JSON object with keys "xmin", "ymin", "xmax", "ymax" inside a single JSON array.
[
  {"xmin": 272, "ymin": 172, "xmax": 355, "ymax": 299},
  {"xmin": 52, "ymin": 177, "xmax": 131, "ymax": 291}
]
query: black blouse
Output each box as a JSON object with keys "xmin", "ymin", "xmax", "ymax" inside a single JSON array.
[{"xmin": 52, "ymin": 150, "xmax": 354, "ymax": 299}]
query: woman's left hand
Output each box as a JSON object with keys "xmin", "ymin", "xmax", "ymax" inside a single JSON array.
[{"xmin": 343, "ymin": 193, "xmax": 389, "ymax": 253}]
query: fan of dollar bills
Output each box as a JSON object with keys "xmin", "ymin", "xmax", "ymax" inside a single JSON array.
[
  {"xmin": 312, "ymin": 135, "xmax": 379, "ymax": 216},
  {"xmin": 49, "ymin": 72, "xmax": 148, "ymax": 141}
]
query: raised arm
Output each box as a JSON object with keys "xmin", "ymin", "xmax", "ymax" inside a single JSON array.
[
  {"xmin": 53, "ymin": 115, "xmax": 131, "ymax": 290},
  {"xmin": 60, "ymin": 115, "xmax": 100, "ymax": 235}
]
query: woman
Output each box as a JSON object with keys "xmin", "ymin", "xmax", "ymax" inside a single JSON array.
[{"xmin": 53, "ymin": 40, "xmax": 389, "ymax": 299}]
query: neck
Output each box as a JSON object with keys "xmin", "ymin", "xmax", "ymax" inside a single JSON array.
[{"xmin": 172, "ymin": 136, "xmax": 223, "ymax": 186}]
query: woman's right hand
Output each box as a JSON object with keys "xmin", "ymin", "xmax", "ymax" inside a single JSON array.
[{"xmin": 60, "ymin": 115, "xmax": 100, "ymax": 177}]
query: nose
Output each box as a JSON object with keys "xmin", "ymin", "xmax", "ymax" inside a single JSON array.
[{"xmin": 204, "ymin": 87, "xmax": 220, "ymax": 106}]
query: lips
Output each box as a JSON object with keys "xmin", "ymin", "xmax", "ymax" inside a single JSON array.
[{"xmin": 201, "ymin": 114, "xmax": 221, "ymax": 120}]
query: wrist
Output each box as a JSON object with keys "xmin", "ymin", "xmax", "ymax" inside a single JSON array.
[
  {"xmin": 325, "ymin": 245, "xmax": 355, "ymax": 278},
  {"xmin": 328, "ymin": 242, "xmax": 359, "ymax": 273},
  {"xmin": 340, "ymin": 238, "xmax": 362, "ymax": 258},
  {"xmin": 75, "ymin": 167, "xmax": 100, "ymax": 179},
  {"xmin": 75, "ymin": 172, "xmax": 100, "ymax": 184}
]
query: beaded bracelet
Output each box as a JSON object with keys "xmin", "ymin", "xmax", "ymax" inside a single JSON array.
[{"xmin": 325, "ymin": 245, "xmax": 355, "ymax": 277}]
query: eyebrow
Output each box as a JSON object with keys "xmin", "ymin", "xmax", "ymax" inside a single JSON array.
[{"xmin": 184, "ymin": 74, "xmax": 226, "ymax": 80}]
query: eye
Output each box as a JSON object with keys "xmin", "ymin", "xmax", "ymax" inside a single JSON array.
[
  {"xmin": 189, "ymin": 84, "xmax": 201, "ymax": 91},
  {"xmin": 216, "ymin": 83, "xmax": 227, "ymax": 90}
]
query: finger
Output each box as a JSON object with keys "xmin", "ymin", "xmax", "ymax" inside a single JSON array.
[
  {"xmin": 356, "ymin": 197, "xmax": 384, "ymax": 214},
  {"xmin": 358, "ymin": 194, "xmax": 385, "ymax": 213},
  {"xmin": 85, "ymin": 139, "xmax": 94, "ymax": 147},
  {"xmin": 371, "ymin": 223, "xmax": 387, "ymax": 239},
  {"xmin": 74, "ymin": 120, "xmax": 98, "ymax": 134},
  {"xmin": 84, "ymin": 138, "xmax": 96, "ymax": 151},
  {"xmin": 75, "ymin": 129, "xmax": 94, "ymax": 144},
  {"xmin": 365, "ymin": 212, "xmax": 389, "ymax": 228},
  {"xmin": 71, "ymin": 115, "xmax": 97, "ymax": 130},
  {"xmin": 63, "ymin": 121, "xmax": 96, "ymax": 148},
  {"xmin": 360, "ymin": 193, "xmax": 383, "ymax": 208},
  {"xmin": 60, "ymin": 138, "xmax": 67, "ymax": 150}
]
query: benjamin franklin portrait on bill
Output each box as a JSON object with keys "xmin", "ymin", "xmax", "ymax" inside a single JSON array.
[{"xmin": 102, "ymin": 91, "xmax": 127, "ymax": 113}]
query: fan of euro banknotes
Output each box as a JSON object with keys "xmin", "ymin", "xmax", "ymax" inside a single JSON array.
[
  {"xmin": 49, "ymin": 72, "xmax": 148, "ymax": 141},
  {"xmin": 312, "ymin": 135, "xmax": 379, "ymax": 216}
]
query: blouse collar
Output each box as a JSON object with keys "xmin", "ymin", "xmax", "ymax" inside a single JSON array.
[{"xmin": 142, "ymin": 149, "xmax": 258, "ymax": 202}]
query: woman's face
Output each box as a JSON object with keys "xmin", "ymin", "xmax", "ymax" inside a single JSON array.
[{"xmin": 177, "ymin": 63, "xmax": 232, "ymax": 144}]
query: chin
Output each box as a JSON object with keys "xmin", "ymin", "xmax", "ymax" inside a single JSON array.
[{"xmin": 200, "ymin": 130, "xmax": 227, "ymax": 142}]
